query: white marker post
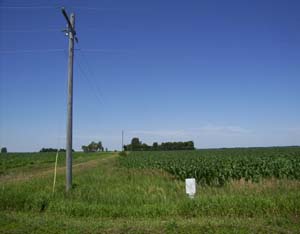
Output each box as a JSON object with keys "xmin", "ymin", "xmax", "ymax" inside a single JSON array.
[{"xmin": 185, "ymin": 178, "xmax": 196, "ymax": 198}]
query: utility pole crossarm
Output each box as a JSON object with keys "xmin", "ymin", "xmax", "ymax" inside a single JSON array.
[{"xmin": 61, "ymin": 7, "xmax": 76, "ymax": 34}]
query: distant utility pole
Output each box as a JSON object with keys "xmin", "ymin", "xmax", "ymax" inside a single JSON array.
[
  {"xmin": 122, "ymin": 130, "xmax": 124, "ymax": 151},
  {"xmin": 61, "ymin": 7, "xmax": 78, "ymax": 192}
]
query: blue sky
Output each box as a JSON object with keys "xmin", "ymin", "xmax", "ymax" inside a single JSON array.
[{"xmin": 0, "ymin": 0, "xmax": 299, "ymax": 152}]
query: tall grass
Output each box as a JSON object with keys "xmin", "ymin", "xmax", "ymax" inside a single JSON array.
[
  {"xmin": 1, "ymin": 155, "xmax": 300, "ymax": 219},
  {"xmin": 1, "ymin": 151, "xmax": 300, "ymax": 233}
]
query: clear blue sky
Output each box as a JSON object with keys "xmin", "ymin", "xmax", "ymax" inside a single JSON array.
[{"xmin": 0, "ymin": 0, "xmax": 299, "ymax": 152}]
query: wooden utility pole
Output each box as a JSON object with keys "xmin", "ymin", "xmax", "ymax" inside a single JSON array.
[{"xmin": 61, "ymin": 7, "xmax": 77, "ymax": 192}]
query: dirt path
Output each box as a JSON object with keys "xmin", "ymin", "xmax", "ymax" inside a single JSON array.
[{"xmin": 0, "ymin": 153, "xmax": 118, "ymax": 184}]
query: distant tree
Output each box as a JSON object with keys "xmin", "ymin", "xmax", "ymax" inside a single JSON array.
[
  {"xmin": 186, "ymin": 141, "xmax": 195, "ymax": 150},
  {"xmin": 131, "ymin": 137, "xmax": 141, "ymax": 151},
  {"xmin": 82, "ymin": 141, "xmax": 104, "ymax": 153},
  {"xmin": 105, "ymin": 148, "xmax": 108, "ymax": 152},
  {"xmin": 39, "ymin": 148, "xmax": 72, "ymax": 153},
  {"xmin": 124, "ymin": 139, "xmax": 195, "ymax": 151},
  {"xmin": 142, "ymin": 143, "xmax": 150, "ymax": 151},
  {"xmin": 153, "ymin": 142, "xmax": 158, "ymax": 150},
  {"xmin": 131, "ymin": 137, "xmax": 140, "ymax": 145},
  {"xmin": 1, "ymin": 147, "xmax": 7, "ymax": 153},
  {"xmin": 82, "ymin": 145, "xmax": 89, "ymax": 153},
  {"xmin": 98, "ymin": 141, "xmax": 104, "ymax": 151},
  {"xmin": 88, "ymin": 141, "xmax": 98, "ymax": 152},
  {"xmin": 40, "ymin": 148, "xmax": 56, "ymax": 152}
]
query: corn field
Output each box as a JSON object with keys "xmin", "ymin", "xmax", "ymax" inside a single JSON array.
[{"xmin": 119, "ymin": 147, "xmax": 300, "ymax": 185}]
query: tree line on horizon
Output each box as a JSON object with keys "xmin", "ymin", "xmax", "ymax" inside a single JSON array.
[
  {"xmin": 39, "ymin": 148, "xmax": 75, "ymax": 153},
  {"xmin": 82, "ymin": 141, "xmax": 105, "ymax": 153},
  {"xmin": 124, "ymin": 138, "xmax": 195, "ymax": 151},
  {"xmin": 38, "ymin": 141, "xmax": 106, "ymax": 153}
]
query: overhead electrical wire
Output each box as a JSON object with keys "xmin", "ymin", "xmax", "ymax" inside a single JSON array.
[
  {"xmin": 0, "ymin": 6, "xmax": 122, "ymax": 10},
  {"xmin": 78, "ymin": 48, "xmax": 105, "ymax": 99},
  {"xmin": 73, "ymin": 7, "xmax": 124, "ymax": 11},
  {"xmin": 0, "ymin": 6, "xmax": 59, "ymax": 9},
  {"xmin": 0, "ymin": 48, "xmax": 131, "ymax": 54},
  {"xmin": 0, "ymin": 29, "xmax": 61, "ymax": 33},
  {"xmin": 80, "ymin": 49, "xmax": 132, "ymax": 54},
  {"xmin": 75, "ymin": 49, "xmax": 104, "ymax": 105},
  {"xmin": 1, "ymin": 2, "xmax": 122, "ymax": 102},
  {"xmin": 0, "ymin": 49, "xmax": 65, "ymax": 54}
]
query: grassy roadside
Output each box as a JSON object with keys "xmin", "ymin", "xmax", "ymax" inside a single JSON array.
[
  {"xmin": 1, "ymin": 212, "xmax": 298, "ymax": 234},
  {"xmin": 1, "ymin": 152, "xmax": 300, "ymax": 233},
  {"xmin": 0, "ymin": 152, "xmax": 114, "ymax": 183}
]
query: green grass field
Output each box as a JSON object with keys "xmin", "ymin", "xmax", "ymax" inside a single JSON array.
[{"xmin": 1, "ymin": 149, "xmax": 300, "ymax": 233}]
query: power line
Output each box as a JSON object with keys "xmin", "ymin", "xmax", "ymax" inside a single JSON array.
[
  {"xmin": 0, "ymin": 28, "xmax": 118, "ymax": 33},
  {"xmin": 0, "ymin": 49, "xmax": 65, "ymax": 54},
  {"xmin": 72, "ymin": 7, "xmax": 124, "ymax": 11},
  {"xmin": 80, "ymin": 49, "xmax": 132, "ymax": 54},
  {"xmin": 0, "ymin": 6, "xmax": 58, "ymax": 9},
  {"xmin": 0, "ymin": 29, "xmax": 61, "ymax": 33},
  {"xmin": 77, "ymin": 48, "xmax": 105, "ymax": 99},
  {"xmin": 76, "ymin": 50, "xmax": 104, "ymax": 104},
  {"xmin": 0, "ymin": 6, "xmax": 123, "ymax": 10},
  {"xmin": 0, "ymin": 48, "xmax": 131, "ymax": 54}
]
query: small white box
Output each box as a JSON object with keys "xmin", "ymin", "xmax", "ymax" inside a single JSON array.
[{"xmin": 185, "ymin": 178, "xmax": 196, "ymax": 198}]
